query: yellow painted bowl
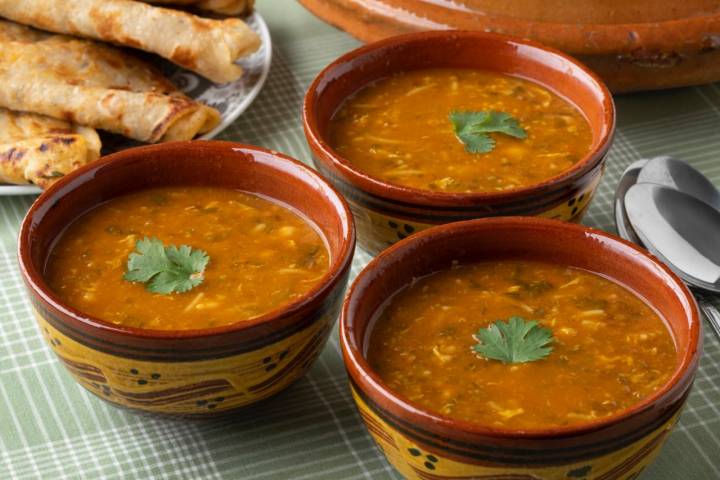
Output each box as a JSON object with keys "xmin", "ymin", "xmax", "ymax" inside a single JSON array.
[
  {"xmin": 18, "ymin": 141, "xmax": 356, "ymax": 417},
  {"xmin": 340, "ymin": 218, "xmax": 701, "ymax": 478},
  {"xmin": 304, "ymin": 31, "xmax": 615, "ymax": 255}
]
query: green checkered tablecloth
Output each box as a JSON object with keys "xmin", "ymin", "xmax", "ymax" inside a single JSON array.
[{"xmin": 1, "ymin": 1, "xmax": 719, "ymax": 478}]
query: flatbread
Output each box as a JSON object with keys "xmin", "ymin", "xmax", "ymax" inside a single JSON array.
[
  {"xmin": 0, "ymin": 20, "xmax": 179, "ymax": 95},
  {"xmin": 0, "ymin": 0, "xmax": 262, "ymax": 83},
  {"xmin": 0, "ymin": 108, "xmax": 101, "ymax": 188},
  {"xmin": 0, "ymin": 21, "xmax": 221, "ymax": 142},
  {"xmin": 0, "ymin": 17, "xmax": 48, "ymax": 42},
  {"xmin": 144, "ymin": 0, "xmax": 254, "ymax": 15}
]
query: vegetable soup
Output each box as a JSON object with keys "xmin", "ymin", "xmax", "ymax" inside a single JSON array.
[
  {"xmin": 328, "ymin": 68, "xmax": 592, "ymax": 193},
  {"xmin": 45, "ymin": 186, "xmax": 330, "ymax": 330},
  {"xmin": 366, "ymin": 260, "xmax": 677, "ymax": 429}
]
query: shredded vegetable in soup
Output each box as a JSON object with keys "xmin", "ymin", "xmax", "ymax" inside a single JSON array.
[
  {"xmin": 45, "ymin": 187, "xmax": 329, "ymax": 330},
  {"xmin": 329, "ymin": 68, "xmax": 593, "ymax": 193},
  {"xmin": 367, "ymin": 260, "xmax": 677, "ymax": 429}
]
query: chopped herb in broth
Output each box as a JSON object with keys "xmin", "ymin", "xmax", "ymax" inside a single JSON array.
[
  {"xmin": 45, "ymin": 187, "xmax": 330, "ymax": 330},
  {"xmin": 366, "ymin": 260, "xmax": 677, "ymax": 429},
  {"xmin": 123, "ymin": 237, "xmax": 209, "ymax": 295},
  {"xmin": 449, "ymin": 110, "xmax": 527, "ymax": 154},
  {"xmin": 328, "ymin": 68, "xmax": 593, "ymax": 193},
  {"xmin": 472, "ymin": 316, "xmax": 554, "ymax": 364}
]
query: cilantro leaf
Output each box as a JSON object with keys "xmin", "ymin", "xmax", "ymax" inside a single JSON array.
[
  {"xmin": 449, "ymin": 110, "xmax": 527, "ymax": 154},
  {"xmin": 472, "ymin": 316, "xmax": 553, "ymax": 364},
  {"xmin": 123, "ymin": 237, "xmax": 209, "ymax": 295},
  {"xmin": 123, "ymin": 237, "xmax": 169, "ymax": 283}
]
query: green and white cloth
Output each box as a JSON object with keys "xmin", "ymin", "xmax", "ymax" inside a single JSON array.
[{"xmin": 1, "ymin": 1, "xmax": 719, "ymax": 478}]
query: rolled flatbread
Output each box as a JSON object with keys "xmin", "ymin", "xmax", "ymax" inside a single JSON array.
[
  {"xmin": 0, "ymin": 17, "xmax": 48, "ymax": 42},
  {"xmin": 144, "ymin": 0, "xmax": 254, "ymax": 15},
  {"xmin": 0, "ymin": 22, "xmax": 221, "ymax": 143},
  {"xmin": 0, "ymin": 20, "xmax": 179, "ymax": 95},
  {"xmin": 0, "ymin": 108, "xmax": 101, "ymax": 188},
  {"xmin": 0, "ymin": 0, "xmax": 262, "ymax": 83}
]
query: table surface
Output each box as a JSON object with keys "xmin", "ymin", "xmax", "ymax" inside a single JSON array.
[{"xmin": 1, "ymin": 2, "xmax": 719, "ymax": 479}]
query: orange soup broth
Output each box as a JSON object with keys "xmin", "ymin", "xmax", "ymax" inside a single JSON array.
[
  {"xmin": 366, "ymin": 260, "xmax": 677, "ymax": 429},
  {"xmin": 329, "ymin": 68, "xmax": 593, "ymax": 193},
  {"xmin": 45, "ymin": 187, "xmax": 330, "ymax": 330}
]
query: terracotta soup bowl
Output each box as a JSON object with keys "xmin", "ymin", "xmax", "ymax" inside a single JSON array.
[
  {"xmin": 18, "ymin": 141, "xmax": 356, "ymax": 417},
  {"xmin": 304, "ymin": 31, "xmax": 615, "ymax": 255},
  {"xmin": 341, "ymin": 217, "xmax": 700, "ymax": 479}
]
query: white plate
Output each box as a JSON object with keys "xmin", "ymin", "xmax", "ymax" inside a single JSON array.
[{"xmin": 0, "ymin": 11, "xmax": 272, "ymax": 196}]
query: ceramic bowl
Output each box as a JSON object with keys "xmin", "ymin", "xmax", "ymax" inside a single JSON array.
[
  {"xmin": 298, "ymin": 0, "xmax": 720, "ymax": 92},
  {"xmin": 304, "ymin": 31, "xmax": 615, "ymax": 255},
  {"xmin": 18, "ymin": 141, "xmax": 356, "ymax": 417},
  {"xmin": 341, "ymin": 217, "xmax": 701, "ymax": 479}
]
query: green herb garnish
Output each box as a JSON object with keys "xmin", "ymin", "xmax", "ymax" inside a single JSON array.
[
  {"xmin": 449, "ymin": 110, "xmax": 527, "ymax": 154},
  {"xmin": 124, "ymin": 237, "xmax": 209, "ymax": 294},
  {"xmin": 473, "ymin": 316, "xmax": 553, "ymax": 364}
]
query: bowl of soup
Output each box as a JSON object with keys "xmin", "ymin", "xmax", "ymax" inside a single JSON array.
[
  {"xmin": 18, "ymin": 140, "xmax": 356, "ymax": 416},
  {"xmin": 341, "ymin": 217, "xmax": 700, "ymax": 479},
  {"xmin": 304, "ymin": 31, "xmax": 615, "ymax": 254}
]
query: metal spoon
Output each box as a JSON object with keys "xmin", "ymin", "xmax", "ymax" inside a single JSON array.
[
  {"xmin": 614, "ymin": 156, "xmax": 720, "ymax": 242},
  {"xmin": 614, "ymin": 156, "xmax": 720, "ymax": 338},
  {"xmin": 637, "ymin": 156, "xmax": 720, "ymax": 211},
  {"xmin": 614, "ymin": 159, "xmax": 647, "ymax": 245},
  {"xmin": 625, "ymin": 183, "xmax": 720, "ymax": 338}
]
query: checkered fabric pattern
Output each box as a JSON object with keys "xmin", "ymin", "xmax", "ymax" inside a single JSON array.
[{"xmin": 1, "ymin": 1, "xmax": 718, "ymax": 478}]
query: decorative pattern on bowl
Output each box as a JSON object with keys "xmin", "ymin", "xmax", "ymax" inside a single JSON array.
[
  {"xmin": 352, "ymin": 386, "xmax": 679, "ymax": 480},
  {"xmin": 315, "ymin": 161, "xmax": 604, "ymax": 255},
  {"xmin": 33, "ymin": 295, "xmax": 341, "ymax": 416}
]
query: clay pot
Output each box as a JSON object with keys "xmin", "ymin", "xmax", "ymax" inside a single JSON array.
[{"xmin": 298, "ymin": 0, "xmax": 720, "ymax": 92}]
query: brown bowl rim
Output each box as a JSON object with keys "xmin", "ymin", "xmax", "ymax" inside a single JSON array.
[
  {"xmin": 303, "ymin": 30, "xmax": 616, "ymax": 208},
  {"xmin": 340, "ymin": 217, "xmax": 701, "ymax": 439},
  {"xmin": 18, "ymin": 140, "xmax": 356, "ymax": 341}
]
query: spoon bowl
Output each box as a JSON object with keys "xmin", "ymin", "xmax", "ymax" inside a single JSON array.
[
  {"xmin": 638, "ymin": 156, "xmax": 720, "ymax": 210},
  {"xmin": 625, "ymin": 183, "xmax": 720, "ymax": 292}
]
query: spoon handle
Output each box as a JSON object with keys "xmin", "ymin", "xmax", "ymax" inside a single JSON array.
[{"xmin": 696, "ymin": 295, "xmax": 720, "ymax": 340}]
